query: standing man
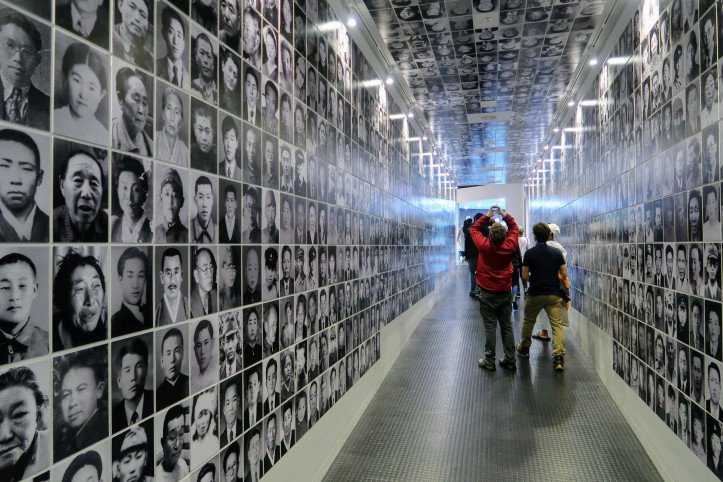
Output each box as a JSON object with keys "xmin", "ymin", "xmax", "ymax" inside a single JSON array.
[
  {"xmin": 517, "ymin": 227, "xmax": 529, "ymax": 291},
  {"xmin": 517, "ymin": 223, "xmax": 568, "ymax": 371},
  {"xmin": 469, "ymin": 207, "xmax": 519, "ymax": 371},
  {"xmin": 463, "ymin": 214, "xmax": 480, "ymax": 298},
  {"xmin": 533, "ymin": 223, "xmax": 567, "ymax": 341}
]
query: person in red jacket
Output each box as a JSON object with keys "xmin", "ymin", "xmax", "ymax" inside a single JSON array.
[{"xmin": 469, "ymin": 206, "xmax": 519, "ymax": 371}]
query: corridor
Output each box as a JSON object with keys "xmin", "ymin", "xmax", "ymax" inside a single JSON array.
[{"xmin": 324, "ymin": 267, "xmax": 661, "ymax": 481}]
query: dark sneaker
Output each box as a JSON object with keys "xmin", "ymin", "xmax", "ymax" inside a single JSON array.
[
  {"xmin": 532, "ymin": 330, "xmax": 551, "ymax": 341},
  {"xmin": 515, "ymin": 344, "xmax": 530, "ymax": 358},
  {"xmin": 553, "ymin": 356, "xmax": 565, "ymax": 371},
  {"xmin": 499, "ymin": 357, "xmax": 517, "ymax": 371},
  {"xmin": 478, "ymin": 358, "xmax": 496, "ymax": 371}
]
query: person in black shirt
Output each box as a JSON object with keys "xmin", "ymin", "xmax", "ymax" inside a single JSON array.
[{"xmin": 517, "ymin": 222, "xmax": 568, "ymax": 371}]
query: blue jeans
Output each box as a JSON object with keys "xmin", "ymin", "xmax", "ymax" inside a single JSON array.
[{"xmin": 468, "ymin": 257, "xmax": 477, "ymax": 294}]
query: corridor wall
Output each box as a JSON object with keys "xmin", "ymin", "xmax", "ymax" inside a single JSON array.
[
  {"xmin": 0, "ymin": 0, "xmax": 455, "ymax": 480},
  {"xmin": 530, "ymin": 0, "xmax": 723, "ymax": 479}
]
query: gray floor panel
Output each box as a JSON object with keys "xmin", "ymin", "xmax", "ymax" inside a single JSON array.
[{"xmin": 323, "ymin": 266, "xmax": 661, "ymax": 482}]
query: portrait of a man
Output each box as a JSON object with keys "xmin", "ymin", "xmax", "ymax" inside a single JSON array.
[
  {"xmin": 190, "ymin": 100, "xmax": 217, "ymax": 174},
  {"xmin": 191, "ymin": 29, "xmax": 217, "ymax": 103},
  {"xmin": 0, "ymin": 251, "xmax": 48, "ymax": 364},
  {"xmin": 112, "ymin": 423, "xmax": 153, "ymax": 482},
  {"xmin": 244, "ymin": 65, "xmax": 260, "ymax": 126},
  {"xmin": 220, "ymin": 312, "xmax": 241, "ymax": 378},
  {"xmin": 242, "ymin": 185, "xmax": 261, "ymax": 243},
  {"xmin": 157, "ymin": 4, "xmax": 190, "ymax": 89},
  {"xmin": 113, "ymin": 0, "xmax": 153, "ymax": 70},
  {"xmin": 243, "ymin": 305, "xmax": 262, "ymax": 366},
  {"xmin": 111, "ymin": 247, "xmax": 152, "ymax": 337},
  {"xmin": 53, "ymin": 346, "xmax": 109, "ymax": 462},
  {"xmin": 191, "ymin": 175, "xmax": 217, "ymax": 243},
  {"xmin": 191, "ymin": 317, "xmax": 218, "ymax": 392},
  {"xmin": 156, "ymin": 327, "xmax": 189, "ymax": 410},
  {"xmin": 0, "ymin": 363, "xmax": 51, "ymax": 480},
  {"xmin": 112, "ymin": 66, "xmax": 153, "ymax": 157},
  {"xmin": 220, "ymin": 375, "xmax": 242, "ymax": 446},
  {"xmin": 0, "ymin": 128, "xmax": 49, "ymax": 242},
  {"xmin": 191, "ymin": 247, "xmax": 218, "ymax": 318},
  {"xmin": 220, "ymin": 182, "xmax": 241, "ymax": 243},
  {"xmin": 155, "ymin": 402, "xmax": 190, "ymax": 480},
  {"xmin": 53, "ymin": 147, "xmax": 108, "ymax": 243},
  {"xmin": 219, "ymin": 116, "xmax": 242, "ymax": 180},
  {"xmin": 244, "ymin": 125, "xmax": 261, "ymax": 184},
  {"xmin": 220, "ymin": 0, "xmax": 242, "ymax": 52},
  {"xmin": 56, "ymin": 0, "xmax": 110, "ymax": 50},
  {"xmin": 0, "ymin": 8, "xmax": 50, "ymax": 130},
  {"xmin": 155, "ymin": 166, "xmax": 188, "ymax": 243},
  {"xmin": 155, "ymin": 246, "xmax": 190, "ymax": 324},
  {"xmin": 111, "ymin": 336, "xmax": 154, "ymax": 433}
]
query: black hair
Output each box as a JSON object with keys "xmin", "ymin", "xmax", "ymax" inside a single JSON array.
[
  {"xmin": 0, "ymin": 252, "xmax": 37, "ymax": 278},
  {"xmin": 117, "ymin": 246, "xmax": 149, "ymax": 277},
  {"xmin": 115, "ymin": 337, "xmax": 149, "ymax": 368},
  {"xmin": 53, "ymin": 251, "xmax": 106, "ymax": 317}
]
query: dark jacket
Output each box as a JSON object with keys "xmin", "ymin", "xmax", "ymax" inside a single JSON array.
[
  {"xmin": 0, "ymin": 207, "xmax": 48, "ymax": 242},
  {"xmin": 111, "ymin": 390, "xmax": 154, "ymax": 432}
]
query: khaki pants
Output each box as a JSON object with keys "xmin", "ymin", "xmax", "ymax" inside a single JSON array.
[{"xmin": 520, "ymin": 295, "xmax": 565, "ymax": 357}]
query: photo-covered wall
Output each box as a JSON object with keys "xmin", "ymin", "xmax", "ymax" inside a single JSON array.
[
  {"xmin": 531, "ymin": 0, "xmax": 723, "ymax": 478},
  {"xmin": 0, "ymin": 0, "xmax": 455, "ymax": 480}
]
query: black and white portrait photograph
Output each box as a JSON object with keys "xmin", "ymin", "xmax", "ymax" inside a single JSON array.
[
  {"xmin": 156, "ymin": 82, "xmax": 191, "ymax": 166},
  {"xmin": 219, "ymin": 311, "xmax": 241, "ymax": 378},
  {"xmin": 242, "ymin": 184, "xmax": 262, "ymax": 243},
  {"xmin": 0, "ymin": 128, "xmax": 50, "ymax": 242},
  {"xmin": 111, "ymin": 421, "xmax": 154, "ymax": 482},
  {"xmin": 220, "ymin": 0, "xmax": 242, "ymax": 53},
  {"xmin": 279, "ymin": 142, "xmax": 294, "ymax": 193},
  {"xmin": 155, "ymin": 324, "xmax": 190, "ymax": 410},
  {"xmin": 53, "ymin": 345, "xmax": 109, "ymax": 462},
  {"xmin": 110, "ymin": 246, "xmax": 152, "ymax": 336},
  {"xmin": 219, "ymin": 246, "xmax": 242, "ymax": 310},
  {"xmin": 191, "ymin": 98, "xmax": 218, "ymax": 174},
  {"xmin": 53, "ymin": 442, "xmax": 110, "ymax": 482},
  {"xmin": 112, "ymin": 63, "xmax": 154, "ymax": 157},
  {"xmin": 220, "ymin": 47, "xmax": 242, "ymax": 116},
  {"xmin": 110, "ymin": 334, "xmax": 154, "ymax": 433},
  {"xmin": 0, "ymin": 7, "xmax": 51, "ymax": 130},
  {"xmin": 52, "ymin": 246, "xmax": 108, "ymax": 351},
  {"xmin": 243, "ymin": 363, "xmax": 262, "ymax": 428},
  {"xmin": 157, "ymin": 2, "xmax": 191, "ymax": 89},
  {"xmin": 263, "ymin": 354, "xmax": 280, "ymax": 416},
  {"xmin": 53, "ymin": 32, "xmax": 110, "ymax": 146},
  {"xmin": 243, "ymin": 304, "xmax": 262, "ymax": 366},
  {"xmin": 110, "ymin": 154, "xmax": 152, "ymax": 243},
  {"xmin": 262, "ymin": 189, "xmax": 279, "ymax": 243},
  {"xmin": 244, "ymin": 63, "xmax": 261, "ymax": 127},
  {"xmin": 192, "ymin": 455, "xmax": 220, "ymax": 482},
  {"xmin": 263, "ymin": 301, "xmax": 280, "ymax": 358},
  {"xmin": 191, "ymin": 25, "xmax": 218, "ymax": 104},
  {"xmin": 219, "ymin": 181, "xmax": 242, "ymax": 244},
  {"xmin": 192, "ymin": 0, "xmax": 217, "ymax": 34},
  {"xmin": 190, "ymin": 246, "xmax": 218, "ymax": 318},
  {"xmin": 155, "ymin": 164, "xmax": 189, "ymax": 243},
  {"xmin": 155, "ymin": 245, "xmax": 190, "ymax": 324},
  {"xmin": 113, "ymin": 0, "xmax": 154, "ymax": 71},
  {"xmin": 190, "ymin": 387, "xmax": 220, "ymax": 468},
  {"xmin": 263, "ymin": 78, "xmax": 279, "ymax": 135},
  {"xmin": 0, "ymin": 360, "xmax": 51, "ymax": 479},
  {"xmin": 191, "ymin": 316, "xmax": 220, "ymax": 393},
  {"xmin": 244, "ymin": 124, "xmax": 262, "ymax": 184},
  {"xmin": 219, "ymin": 373, "xmax": 242, "ymax": 447},
  {"xmin": 0, "ymin": 248, "xmax": 49, "ymax": 364},
  {"xmin": 221, "ymin": 440, "xmax": 243, "ymax": 482},
  {"xmin": 263, "ymin": 133, "xmax": 279, "ymax": 189},
  {"xmin": 154, "ymin": 401, "xmax": 190, "ymax": 480},
  {"xmin": 220, "ymin": 115, "xmax": 243, "ymax": 180},
  {"xmin": 189, "ymin": 172, "xmax": 218, "ymax": 243},
  {"xmin": 53, "ymin": 139, "xmax": 109, "ymax": 243}
]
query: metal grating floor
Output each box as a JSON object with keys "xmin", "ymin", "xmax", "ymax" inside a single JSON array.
[{"xmin": 323, "ymin": 266, "xmax": 661, "ymax": 482}]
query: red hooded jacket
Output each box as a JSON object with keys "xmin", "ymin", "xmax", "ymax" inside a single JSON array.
[{"xmin": 469, "ymin": 214, "xmax": 520, "ymax": 293}]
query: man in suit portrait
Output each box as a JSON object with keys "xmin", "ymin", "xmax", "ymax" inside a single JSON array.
[
  {"xmin": 220, "ymin": 48, "xmax": 241, "ymax": 116},
  {"xmin": 191, "ymin": 32, "xmax": 217, "ymax": 103},
  {"xmin": 280, "ymin": 246, "xmax": 294, "ymax": 296},
  {"xmin": 0, "ymin": 129, "xmax": 48, "ymax": 241},
  {"xmin": 112, "ymin": 337, "xmax": 154, "ymax": 432},
  {"xmin": 155, "ymin": 247, "xmax": 189, "ymax": 324},
  {"xmin": 220, "ymin": 378, "xmax": 242, "ymax": 446},
  {"xmin": 56, "ymin": 0, "xmax": 109, "ymax": 50},
  {"xmin": 53, "ymin": 149, "xmax": 108, "ymax": 243},
  {"xmin": 0, "ymin": 8, "xmax": 49, "ymax": 130},
  {"xmin": 279, "ymin": 402, "xmax": 294, "ymax": 456},
  {"xmin": 244, "ymin": 125, "xmax": 260, "ymax": 184},
  {"xmin": 157, "ymin": 5, "xmax": 189, "ymax": 89},
  {"xmin": 244, "ymin": 66, "xmax": 260, "ymax": 126},
  {"xmin": 156, "ymin": 327, "xmax": 189, "ymax": 410},
  {"xmin": 155, "ymin": 168, "xmax": 188, "ymax": 243},
  {"xmin": 708, "ymin": 362, "xmax": 723, "ymax": 419},
  {"xmin": 263, "ymin": 413, "xmax": 280, "ymax": 472},
  {"xmin": 242, "ymin": 7, "xmax": 261, "ymax": 68},
  {"xmin": 0, "ymin": 253, "xmax": 47, "ymax": 365},
  {"xmin": 220, "ymin": 183, "xmax": 241, "ymax": 243},
  {"xmin": 264, "ymin": 357, "xmax": 279, "ymax": 414},
  {"xmin": 222, "ymin": 441, "xmax": 242, "ymax": 482},
  {"xmin": 220, "ymin": 116, "xmax": 242, "ymax": 180},
  {"xmin": 190, "ymin": 247, "xmax": 218, "ymax": 318},
  {"xmin": 244, "ymin": 366, "xmax": 262, "ymax": 428},
  {"xmin": 191, "ymin": 176, "xmax": 216, "ymax": 243},
  {"xmin": 190, "ymin": 102, "xmax": 217, "ymax": 174},
  {"xmin": 111, "ymin": 247, "xmax": 152, "ymax": 337},
  {"xmin": 244, "ymin": 306, "xmax": 262, "ymax": 365},
  {"xmin": 242, "ymin": 187, "xmax": 261, "ymax": 243},
  {"xmin": 262, "ymin": 189, "xmax": 279, "ymax": 243},
  {"xmin": 263, "ymin": 80, "xmax": 278, "ymax": 135}
]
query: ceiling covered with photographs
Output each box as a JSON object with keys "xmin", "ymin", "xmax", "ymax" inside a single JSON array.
[{"xmin": 358, "ymin": 0, "xmax": 609, "ymax": 185}]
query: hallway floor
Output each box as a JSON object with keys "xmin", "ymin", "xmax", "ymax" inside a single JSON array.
[{"xmin": 323, "ymin": 266, "xmax": 661, "ymax": 481}]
